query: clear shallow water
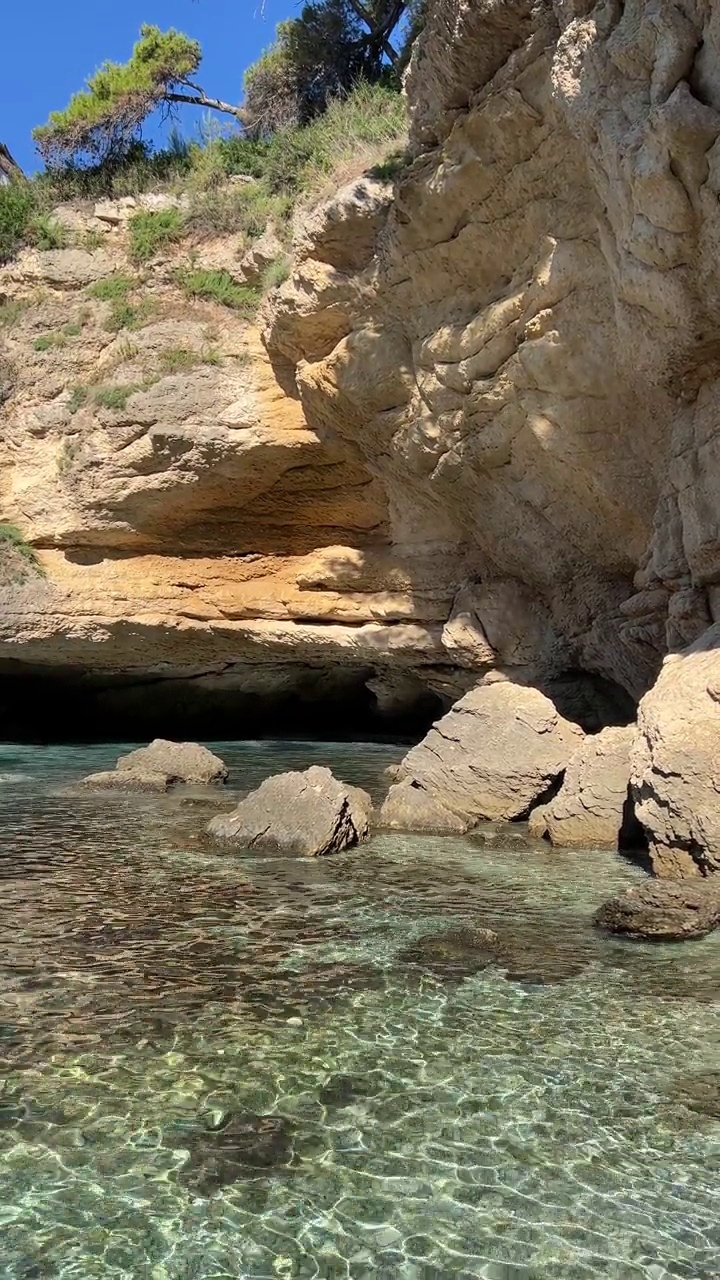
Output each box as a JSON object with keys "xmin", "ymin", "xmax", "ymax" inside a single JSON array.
[{"xmin": 0, "ymin": 741, "xmax": 718, "ymax": 1280}]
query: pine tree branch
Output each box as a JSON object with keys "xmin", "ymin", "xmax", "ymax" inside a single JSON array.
[{"xmin": 167, "ymin": 88, "xmax": 241, "ymax": 117}]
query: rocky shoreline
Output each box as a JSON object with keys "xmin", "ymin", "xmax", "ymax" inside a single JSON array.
[{"xmin": 74, "ymin": 699, "xmax": 720, "ymax": 943}]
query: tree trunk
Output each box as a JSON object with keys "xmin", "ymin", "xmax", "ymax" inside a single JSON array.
[
  {"xmin": 0, "ymin": 142, "xmax": 25, "ymax": 182},
  {"xmin": 167, "ymin": 90, "xmax": 242, "ymax": 118}
]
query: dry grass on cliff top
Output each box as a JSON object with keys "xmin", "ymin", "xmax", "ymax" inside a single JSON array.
[{"xmin": 0, "ymin": 85, "xmax": 407, "ymax": 264}]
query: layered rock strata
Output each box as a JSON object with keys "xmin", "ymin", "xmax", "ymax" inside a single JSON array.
[{"xmin": 2, "ymin": 0, "xmax": 720, "ymax": 859}]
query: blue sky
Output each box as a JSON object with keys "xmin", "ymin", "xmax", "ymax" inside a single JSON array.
[{"xmin": 2, "ymin": 0, "xmax": 296, "ymax": 173}]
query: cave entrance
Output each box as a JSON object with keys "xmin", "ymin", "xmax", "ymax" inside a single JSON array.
[{"xmin": 0, "ymin": 661, "xmax": 443, "ymax": 744}]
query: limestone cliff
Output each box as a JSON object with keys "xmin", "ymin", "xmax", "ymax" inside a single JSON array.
[
  {"xmin": 268, "ymin": 0, "xmax": 720, "ymax": 700},
  {"xmin": 2, "ymin": 0, "xmax": 720, "ymax": 742}
]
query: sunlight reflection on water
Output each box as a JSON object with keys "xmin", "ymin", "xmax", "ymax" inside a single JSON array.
[{"xmin": 0, "ymin": 741, "xmax": 718, "ymax": 1280}]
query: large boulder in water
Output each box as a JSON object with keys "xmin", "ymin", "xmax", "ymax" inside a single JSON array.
[
  {"xmin": 631, "ymin": 625, "xmax": 720, "ymax": 877},
  {"xmin": 379, "ymin": 680, "xmax": 583, "ymax": 833},
  {"xmin": 79, "ymin": 739, "xmax": 228, "ymax": 792},
  {"xmin": 529, "ymin": 725, "xmax": 640, "ymax": 849},
  {"xmin": 594, "ymin": 879, "xmax": 720, "ymax": 941},
  {"xmin": 207, "ymin": 765, "xmax": 371, "ymax": 856}
]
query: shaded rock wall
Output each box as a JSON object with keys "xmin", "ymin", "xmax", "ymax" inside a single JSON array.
[{"xmin": 267, "ymin": 0, "xmax": 720, "ymax": 706}]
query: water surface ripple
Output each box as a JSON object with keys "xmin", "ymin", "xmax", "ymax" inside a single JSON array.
[{"xmin": 0, "ymin": 741, "xmax": 718, "ymax": 1280}]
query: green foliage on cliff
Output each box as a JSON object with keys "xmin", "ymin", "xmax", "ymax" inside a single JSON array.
[
  {"xmin": 67, "ymin": 385, "xmax": 89, "ymax": 414},
  {"xmin": 261, "ymin": 81, "xmax": 405, "ymax": 195},
  {"xmin": 93, "ymin": 384, "xmax": 139, "ymax": 410},
  {"xmin": 1, "ymin": 80, "xmax": 405, "ymax": 269},
  {"xmin": 242, "ymin": 1, "xmax": 424, "ymax": 137},
  {"xmin": 128, "ymin": 207, "xmax": 186, "ymax": 262},
  {"xmin": 1, "ymin": 1, "xmax": 415, "ymax": 265},
  {"xmin": 87, "ymin": 274, "xmax": 135, "ymax": 301},
  {"xmin": 0, "ymin": 524, "xmax": 43, "ymax": 583},
  {"xmin": 0, "ymin": 299, "xmax": 27, "ymax": 328},
  {"xmin": 0, "ymin": 185, "xmax": 35, "ymax": 261},
  {"xmin": 33, "ymin": 27, "xmax": 210, "ymax": 167},
  {"xmin": 0, "ymin": 187, "xmax": 65, "ymax": 259},
  {"xmin": 177, "ymin": 267, "xmax": 260, "ymax": 314},
  {"xmin": 30, "ymin": 8, "xmax": 418, "ymax": 172}
]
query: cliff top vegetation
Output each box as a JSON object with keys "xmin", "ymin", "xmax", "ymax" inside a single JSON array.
[{"xmin": 1, "ymin": 2, "xmax": 421, "ymax": 263}]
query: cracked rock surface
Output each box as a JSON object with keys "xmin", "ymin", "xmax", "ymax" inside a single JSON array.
[
  {"xmin": 380, "ymin": 680, "xmax": 583, "ymax": 829},
  {"xmin": 207, "ymin": 766, "xmax": 372, "ymax": 857},
  {"xmin": 530, "ymin": 726, "xmax": 638, "ymax": 851}
]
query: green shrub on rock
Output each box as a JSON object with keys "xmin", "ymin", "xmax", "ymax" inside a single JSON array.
[
  {"xmin": 129, "ymin": 207, "xmax": 186, "ymax": 262},
  {"xmin": 0, "ymin": 185, "xmax": 37, "ymax": 262},
  {"xmin": 177, "ymin": 268, "xmax": 260, "ymax": 315}
]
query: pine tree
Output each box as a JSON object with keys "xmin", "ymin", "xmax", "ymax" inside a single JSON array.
[{"xmin": 33, "ymin": 26, "xmax": 241, "ymax": 168}]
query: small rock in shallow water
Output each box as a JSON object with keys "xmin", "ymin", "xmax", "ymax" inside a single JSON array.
[
  {"xmin": 208, "ymin": 766, "xmax": 371, "ymax": 856},
  {"xmin": 670, "ymin": 1070, "xmax": 720, "ymax": 1120},
  {"xmin": 594, "ymin": 879, "xmax": 720, "ymax": 940},
  {"xmin": 78, "ymin": 740, "xmax": 229, "ymax": 792},
  {"xmin": 176, "ymin": 1112, "xmax": 295, "ymax": 1196},
  {"xmin": 397, "ymin": 927, "xmax": 506, "ymax": 979},
  {"xmin": 378, "ymin": 779, "xmax": 471, "ymax": 834},
  {"xmin": 318, "ymin": 1074, "xmax": 376, "ymax": 1108}
]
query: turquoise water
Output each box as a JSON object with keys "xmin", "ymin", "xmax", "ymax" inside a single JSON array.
[{"xmin": 0, "ymin": 741, "xmax": 718, "ymax": 1280}]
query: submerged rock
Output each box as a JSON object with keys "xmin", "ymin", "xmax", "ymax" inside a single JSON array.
[
  {"xmin": 77, "ymin": 769, "xmax": 176, "ymax": 793},
  {"xmin": 502, "ymin": 948, "xmax": 587, "ymax": 987},
  {"xmin": 398, "ymin": 923, "xmax": 588, "ymax": 988},
  {"xmin": 207, "ymin": 765, "xmax": 371, "ymax": 856},
  {"xmin": 380, "ymin": 681, "xmax": 583, "ymax": 833},
  {"xmin": 318, "ymin": 1074, "xmax": 378, "ymax": 1108},
  {"xmin": 671, "ymin": 1071, "xmax": 720, "ymax": 1120},
  {"xmin": 397, "ymin": 927, "xmax": 506, "ymax": 979},
  {"xmin": 79, "ymin": 739, "xmax": 228, "ymax": 792},
  {"xmin": 240, "ymin": 960, "xmax": 384, "ymax": 1021},
  {"xmin": 176, "ymin": 1112, "xmax": 295, "ymax": 1196},
  {"xmin": 594, "ymin": 880, "xmax": 720, "ymax": 941}
]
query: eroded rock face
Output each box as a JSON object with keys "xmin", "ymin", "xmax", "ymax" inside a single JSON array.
[
  {"xmin": 3, "ymin": 0, "xmax": 720, "ymax": 762},
  {"xmin": 80, "ymin": 739, "xmax": 228, "ymax": 792},
  {"xmin": 594, "ymin": 880, "xmax": 720, "ymax": 942},
  {"xmin": 263, "ymin": 0, "xmax": 720, "ymax": 713},
  {"xmin": 207, "ymin": 766, "xmax": 371, "ymax": 856},
  {"xmin": 631, "ymin": 626, "xmax": 720, "ymax": 878},
  {"xmin": 530, "ymin": 726, "xmax": 638, "ymax": 850},
  {"xmin": 380, "ymin": 680, "xmax": 583, "ymax": 829}
]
